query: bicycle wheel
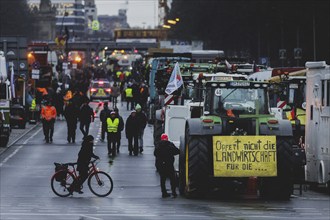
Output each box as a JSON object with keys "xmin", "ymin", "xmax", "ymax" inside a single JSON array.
[
  {"xmin": 88, "ymin": 171, "xmax": 113, "ymax": 197},
  {"xmin": 51, "ymin": 170, "xmax": 75, "ymax": 197}
]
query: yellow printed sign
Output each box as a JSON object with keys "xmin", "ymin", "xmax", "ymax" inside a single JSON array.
[
  {"xmin": 213, "ymin": 136, "xmax": 277, "ymax": 177},
  {"xmin": 96, "ymin": 89, "xmax": 105, "ymax": 96}
]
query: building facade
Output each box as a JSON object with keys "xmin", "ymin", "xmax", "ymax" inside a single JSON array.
[
  {"xmin": 84, "ymin": 0, "xmax": 98, "ymax": 35},
  {"xmin": 28, "ymin": 0, "xmax": 130, "ymax": 41},
  {"xmin": 28, "ymin": 0, "xmax": 86, "ymax": 39},
  {"xmin": 98, "ymin": 9, "xmax": 129, "ymax": 39}
]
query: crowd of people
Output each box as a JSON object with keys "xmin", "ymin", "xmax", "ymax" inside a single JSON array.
[{"xmin": 34, "ymin": 64, "xmax": 179, "ymax": 198}]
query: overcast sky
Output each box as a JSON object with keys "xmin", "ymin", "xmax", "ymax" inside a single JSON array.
[{"xmin": 95, "ymin": 0, "xmax": 158, "ymax": 28}]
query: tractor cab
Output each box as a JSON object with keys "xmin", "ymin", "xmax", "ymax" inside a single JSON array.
[{"xmin": 202, "ymin": 81, "xmax": 271, "ymax": 135}]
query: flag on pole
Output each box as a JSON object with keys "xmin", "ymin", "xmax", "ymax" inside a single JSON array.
[
  {"xmin": 10, "ymin": 66, "xmax": 15, "ymax": 98},
  {"xmin": 165, "ymin": 62, "xmax": 183, "ymax": 95}
]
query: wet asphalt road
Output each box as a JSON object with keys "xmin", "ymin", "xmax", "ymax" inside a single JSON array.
[{"xmin": 0, "ymin": 100, "xmax": 329, "ymax": 220}]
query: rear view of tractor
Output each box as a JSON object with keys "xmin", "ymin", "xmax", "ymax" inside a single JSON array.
[{"xmin": 179, "ymin": 80, "xmax": 302, "ymax": 199}]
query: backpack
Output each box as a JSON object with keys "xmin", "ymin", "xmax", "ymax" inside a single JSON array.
[{"xmin": 54, "ymin": 163, "xmax": 68, "ymax": 182}]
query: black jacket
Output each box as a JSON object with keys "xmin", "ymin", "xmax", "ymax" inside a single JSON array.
[
  {"xmin": 132, "ymin": 83, "xmax": 140, "ymax": 101},
  {"xmin": 79, "ymin": 104, "xmax": 94, "ymax": 123},
  {"xmin": 136, "ymin": 111, "xmax": 147, "ymax": 130},
  {"xmin": 77, "ymin": 140, "xmax": 98, "ymax": 171},
  {"xmin": 125, "ymin": 114, "xmax": 140, "ymax": 137},
  {"xmin": 154, "ymin": 140, "xmax": 180, "ymax": 170},
  {"xmin": 64, "ymin": 104, "xmax": 78, "ymax": 124},
  {"xmin": 100, "ymin": 107, "xmax": 111, "ymax": 123}
]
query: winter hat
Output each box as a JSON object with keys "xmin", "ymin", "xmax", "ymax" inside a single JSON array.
[
  {"xmin": 135, "ymin": 104, "xmax": 142, "ymax": 110},
  {"xmin": 84, "ymin": 135, "xmax": 94, "ymax": 142},
  {"xmin": 161, "ymin": 133, "xmax": 168, "ymax": 141}
]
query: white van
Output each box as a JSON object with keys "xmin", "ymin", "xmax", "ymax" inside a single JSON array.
[
  {"xmin": 304, "ymin": 61, "xmax": 330, "ymax": 189},
  {"xmin": 0, "ymin": 51, "xmax": 7, "ymax": 83}
]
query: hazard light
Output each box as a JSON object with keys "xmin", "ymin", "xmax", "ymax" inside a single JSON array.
[
  {"xmin": 202, "ymin": 118, "xmax": 213, "ymax": 123},
  {"xmin": 98, "ymin": 81, "xmax": 104, "ymax": 85},
  {"xmin": 268, "ymin": 119, "xmax": 278, "ymax": 124}
]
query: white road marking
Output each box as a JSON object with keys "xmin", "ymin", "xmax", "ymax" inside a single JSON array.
[{"xmin": 0, "ymin": 127, "xmax": 42, "ymax": 167}]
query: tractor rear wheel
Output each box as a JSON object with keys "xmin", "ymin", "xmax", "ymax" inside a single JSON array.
[
  {"xmin": 179, "ymin": 136, "xmax": 186, "ymax": 195},
  {"xmin": 259, "ymin": 137, "xmax": 294, "ymax": 200},
  {"xmin": 184, "ymin": 134, "xmax": 211, "ymax": 198}
]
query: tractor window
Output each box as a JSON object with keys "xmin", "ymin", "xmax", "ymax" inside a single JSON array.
[
  {"xmin": 207, "ymin": 87, "xmax": 269, "ymax": 115},
  {"xmin": 288, "ymin": 88, "xmax": 295, "ymax": 103}
]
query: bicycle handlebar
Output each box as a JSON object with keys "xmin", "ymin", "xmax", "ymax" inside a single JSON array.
[
  {"xmin": 67, "ymin": 162, "xmax": 77, "ymax": 166},
  {"xmin": 90, "ymin": 158, "xmax": 100, "ymax": 164}
]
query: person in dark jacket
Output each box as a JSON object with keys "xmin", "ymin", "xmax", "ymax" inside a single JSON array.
[
  {"xmin": 135, "ymin": 104, "xmax": 147, "ymax": 153},
  {"xmin": 63, "ymin": 99, "xmax": 78, "ymax": 143},
  {"xmin": 138, "ymin": 82, "xmax": 149, "ymax": 111},
  {"xmin": 125, "ymin": 110, "xmax": 140, "ymax": 155},
  {"xmin": 54, "ymin": 88, "xmax": 64, "ymax": 120},
  {"xmin": 99, "ymin": 102, "xmax": 111, "ymax": 142},
  {"xmin": 70, "ymin": 135, "xmax": 99, "ymax": 194},
  {"xmin": 79, "ymin": 99, "xmax": 94, "ymax": 138},
  {"xmin": 154, "ymin": 133, "xmax": 180, "ymax": 198},
  {"xmin": 131, "ymin": 81, "xmax": 140, "ymax": 108},
  {"xmin": 72, "ymin": 90, "xmax": 84, "ymax": 109},
  {"xmin": 114, "ymin": 107, "xmax": 124, "ymax": 153}
]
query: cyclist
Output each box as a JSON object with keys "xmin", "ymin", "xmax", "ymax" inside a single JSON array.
[{"xmin": 69, "ymin": 135, "xmax": 99, "ymax": 194}]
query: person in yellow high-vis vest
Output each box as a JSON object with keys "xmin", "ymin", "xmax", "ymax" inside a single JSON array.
[
  {"xmin": 30, "ymin": 98, "xmax": 36, "ymax": 110},
  {"xmin": 106, "ymin": 111, "xmax": 119, "ymax": 156},
  {"xmin": 125, "ymin": 85, "xmax": 134, "ymax": 111},
  {"xmin": 116, "ymin": 71, "xmax": 122, "ymax": 82}
]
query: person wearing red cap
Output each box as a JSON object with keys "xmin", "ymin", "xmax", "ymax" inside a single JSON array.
[{"xmin": 154, "ymin": 133, "xmax": 180, "ymax": 198}]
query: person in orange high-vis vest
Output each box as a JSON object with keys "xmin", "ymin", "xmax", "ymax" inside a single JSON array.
[{"xmin": 41, "ymin": 101, "xmax": 57, "ymax": 143}]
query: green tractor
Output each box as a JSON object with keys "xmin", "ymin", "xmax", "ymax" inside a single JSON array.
[{"xmin": 179, "ymin": 80, "xmax": 299, "ymax": 200}]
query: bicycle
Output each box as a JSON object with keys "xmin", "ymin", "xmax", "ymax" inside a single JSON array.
[{"xmin": 51, "ymin": 159, "xmax": 113, "ymax": 197}]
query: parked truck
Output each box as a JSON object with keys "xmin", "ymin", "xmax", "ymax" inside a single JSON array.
[
  {"xmin": 0, "ymin": 51, "xmax": 11, "ymax": 147},
  {"xmin": 304, "ymin": 61, "xmax": 330, "ymax": 191}
]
